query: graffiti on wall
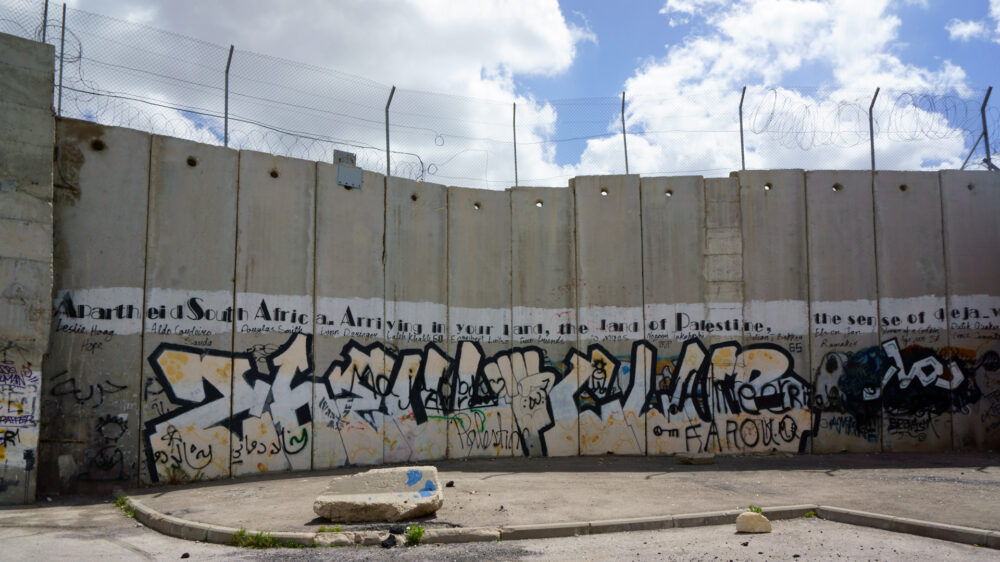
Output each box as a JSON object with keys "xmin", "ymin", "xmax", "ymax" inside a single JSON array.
[
  {"xmin": 814, "ymin": 339, "xmax": 992, "ymax": 444},
  {"xmin": 137, "ymin": 331, "xmax": 997, "ymax": 483}
]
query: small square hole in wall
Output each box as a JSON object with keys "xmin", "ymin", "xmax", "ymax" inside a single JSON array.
[{"xmin": 600, "ymin": 188, "xmax": 608, "ymax": 197}]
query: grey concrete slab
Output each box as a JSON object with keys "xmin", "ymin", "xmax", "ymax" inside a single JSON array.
[
  {"xmin": 312, "ymin": 165, "xmax": 386, "ymax": 468},
  {"xmin": 940, "ymin": 170, "xmax": 1000, "ymax": 450},
  {"xmin": 0, "ymin": 101, "xmax": 54, "ymax": 147},
  {"xmin": 40, "ymin": 120, "xmax": 149, "ymax": 495},
  {"xmin": 806, "ymin": 171, "xmax": 881, "ymax": 454},
  {"xmin": 0, "ymin": 33, "xmax": 53, "ymax": 505},
  {"xmin": 571, "ymin": 175, "xmax": 645, "ymax": 455},
  {"xmin": 384, "ymin": 177, "xmax": 448, "ymax": 461},
  {"xmin": 0, "ymin": 135, "xmax": 53, "ymax": 203},
  {"xmin": 874, "ymin": 171, "xmax": 950, "ymax": 452},
  {"xmin": 140, "ymin": 135, "xmax": 238, "ymax": 486},
  {"xmin": 0, "ymin": 61, "xmax": 54, "ymax": 108},
  {"xmin": 510, "ymin": 186, "xmax": 577, "ymax": 457},
  {"xmin": 447, "ymin": 186, "xmax": 512, "ymax": 459},
  {"xmin": 233, "ymin": 151, "xmax": 315, "ymax": 477},
  {"xmin": 640, "ymin": 176, "xmax": 705, "ymax": 455},
  {"xmin": 736, "ymin": 170, "xmax": 811, "ymax": 455}
]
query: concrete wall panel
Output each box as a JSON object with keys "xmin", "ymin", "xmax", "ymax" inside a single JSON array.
[
  {"xmin": 940, "ymin": 170, "xmax": 1000, "ymax": 449},
  {"xmin": 313, "ymin": 166, "xmax": 386, "ymax": 468},
  {"xmin": 511, "ymin": 187, "xmax": 578, "ymax": 457},
  {"xmin": 640, "ymin": 176, "xmax": 705, "ymax": 455},
  {"xmin": 806, "ymin": 171, "xmax": 881, "ymax": 453},
  {"xmin": 41, "ymin": 120, "xmax": 148, "ymax": 494},
  {"xmin": 0, "ymin": 33, "xmax": 54, "ymax": 504},
  {"xmin": 736, "ymin": 170, "xmax": 811, "ymax": 455},
  {"xmin": 447, "ymin": 186, "xmax": 512, "ymax": 458},
  {"xmin": 573, "ymin": 175, "xmax": 645, "ymax": 455},
  {"xmin": 140, "ymin": 136, "xmax": 238, "ymax": 485},
  {"xmin": 384, "ymin": 177, "xmax": 448, "ymax": 461},
  {"xmin": 874, "ymin": 171, "xmax": 950, "ymax": 452},
  {"xmin": 233, "ymin": 151, "xmax": 315, "ymax": 477}
]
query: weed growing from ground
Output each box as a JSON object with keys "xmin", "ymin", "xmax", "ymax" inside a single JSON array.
[
  {"xmin": 404, "ymin": 525, "xmax": 425, "ymax": 546},
  {"xmin": 112, "ymin": 496, "xmax": 135, "ymax": 518}
]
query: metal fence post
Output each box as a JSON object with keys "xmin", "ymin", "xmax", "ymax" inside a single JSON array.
[
  {"xmin": 868, "ymin": 87, "xmax": 880, "ymax": 171},
  {"xmin": 620, "ymin": 91, "xmax": 629, "ymax": 174},
  {"xmin": 41, "ymin": 0, "xmax": 49, "ymax": 43},
  {"xmin": 981, "ymin": 86, "xmax": 996, "ymax": 171},
  {"xmin": 739, "ymin": 86, "xmax": 747, "ymax": 170},
  {"xmin": 512, "ymin": 102, "xmax": 518, "ymax": 187},
  {"xmin": 385, "ymin": 86, "xmax": 396, "ymax": 179},
  {"xmin": 224, "ymin": 45, "xmax": 234, "ymax": 147},
  {"xmin": 57, "ymin": 3, "xmax": 65, "ymax": 116}
]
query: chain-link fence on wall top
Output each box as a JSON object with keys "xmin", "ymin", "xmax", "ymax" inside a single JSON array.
[{"xmin": 2, "ymin": 0, "xmax": 997, "ymax": 189}]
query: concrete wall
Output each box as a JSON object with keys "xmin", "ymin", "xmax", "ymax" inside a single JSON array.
[
  {"xmin": 0, "ymin": 33, "xmax": 54, "ymax": 504},
  {"xmin": 1, "ymin": 36, "xmax": 996, "ymax": 498},
  {"xmin": 29, "ymin": 124, "xmax": 1000, "ymax": 498}
]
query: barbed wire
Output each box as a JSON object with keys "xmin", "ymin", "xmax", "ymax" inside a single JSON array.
[{"xmin": 2, "ymin": 0, "xmax": 997, "ymax": 186}]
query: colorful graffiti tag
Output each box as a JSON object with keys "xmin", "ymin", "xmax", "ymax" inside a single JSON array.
[{"xmin": 140, "ymin": 332, "xmax": 995, "ymax": 483}]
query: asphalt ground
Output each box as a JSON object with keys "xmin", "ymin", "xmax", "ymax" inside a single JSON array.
[{"xmin": 0, "ymin": 451, "xmax": 998, "ymax": 560}]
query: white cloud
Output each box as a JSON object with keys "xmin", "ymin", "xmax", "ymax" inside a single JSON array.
[
  {"xmin": 992, "ymin": 0, "xmax": 1000, "ymax": 40},
  {"xmin": 946, "ymin": 19, "xmax": 990, "ymax": 42},
  {"xmin": 659, "ymin": 0, "xmax": 727, "ymax": 26},
  {"xmin": 571, "ymin": 0, "xmax": 976, "ymax": 176},
  {"xmin": 35, "ymin": 0, "xmax": 986, "ymax": 185}
]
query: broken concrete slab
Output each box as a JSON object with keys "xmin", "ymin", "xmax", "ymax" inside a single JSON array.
[{"xmin": 313, "ymin": 466, "xmax": 443, "ymax": 523}]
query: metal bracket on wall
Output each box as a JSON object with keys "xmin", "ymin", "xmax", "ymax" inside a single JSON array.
[{"xmin": 334, "ymin": 150, "xmax": 362, "ymax": 189}]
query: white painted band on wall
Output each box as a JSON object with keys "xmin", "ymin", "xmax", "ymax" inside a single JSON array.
[
  {"xmin": 449, "ymin": 306, "xmax": 510, "ymax": 344},
  {"xmin": 947, "ymin": 294, "xmax": 1000, "ymax": 333},
  {"xmin": 811, "ymin": 299, "xmax": 879, "ymax": 336},
  {"xmin": 511, "ymin": 306, "xmax": 576, "ymax": 344},
  {"xmin": 384, "ymin": 300, "xmax": 446, "ymax": 343},
  {"xmin": 880, "ymin": 295, "xmax": 947, "ymax": 332},
  {"xmin": 145, "ymin": 288, "xmax": 234, "ymax": 336},
  {"xmin": 577, "ymin": 305, "xmax": 643, "ymax": 341},
  {"xmin": 235, "ymin": 292, "xmax": 313, "ymax": 335},
  {"xmin": 52, "ymin": 287, "xmax": 143, "ymax": 336},
  {"xmin": 315, "ymin": 296, "xmax": 383, "ymax": 338}
]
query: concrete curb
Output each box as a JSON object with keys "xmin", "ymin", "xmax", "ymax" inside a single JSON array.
[
  {"xmin": 816, "ymin": 505, "xmax": 1000, "ymax": 549},
  {"xmin": 123, "ymin": 496, "xmax": 999, "ymax": 550}
]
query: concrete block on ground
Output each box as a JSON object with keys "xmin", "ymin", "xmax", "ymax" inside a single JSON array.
[
  {"xmin": 572, "ymin": 175, "xmax": 645, "ymax": 455},
  {"xmin": 313, "ymin": 166, "xmax": 386, "ymax": 468},
  {"xmin": 384, "ymin": 177, "xmax": 449, "ymax": 461},
  {"xmin": 313, "ymin": 466, "xmax": 442, "ymax": 522},
  {"xmin": 446, "ymin": 186, "xmax": 512, "ymax": 459},
  {"xmin": 140, "ymin": 135, "xmax": 238, "ymax": 485},
  {"xmin": 233, "ymin": 151, "xmax": 315, "ymax": 477},
  {"xmin": 806, "ymin": 171, "xmax": 881, "ymax": 454},
  {"xmin": 874, "ymin": 171, "xmax": 950, "ymax": 452},
  {"xmin": 511, "ymin": 186, "xmax": 578, "ymax": 457}
]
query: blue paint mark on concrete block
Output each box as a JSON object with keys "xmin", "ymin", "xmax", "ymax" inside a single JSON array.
[
  {"xmin": 406, "ymin": 469, "xmax": 422, "ymax": 486},
  {"xmin": 418, "ymin": 480, "xmax": 437, "ymax": 498}
]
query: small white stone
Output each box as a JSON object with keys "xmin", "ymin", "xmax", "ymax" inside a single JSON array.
[{"xmin": 735, "ymin": 511, "xmax": 772, "ymax": 533}]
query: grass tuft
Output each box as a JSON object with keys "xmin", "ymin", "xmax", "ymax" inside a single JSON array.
[{"xmin": 404, "ymin": 525, "xmax": 425, "ymax": 546}]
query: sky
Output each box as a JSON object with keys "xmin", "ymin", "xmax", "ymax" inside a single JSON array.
[{"xmin": 8, "ymin": 0, "xmax": 1000, "ymax": 187}]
